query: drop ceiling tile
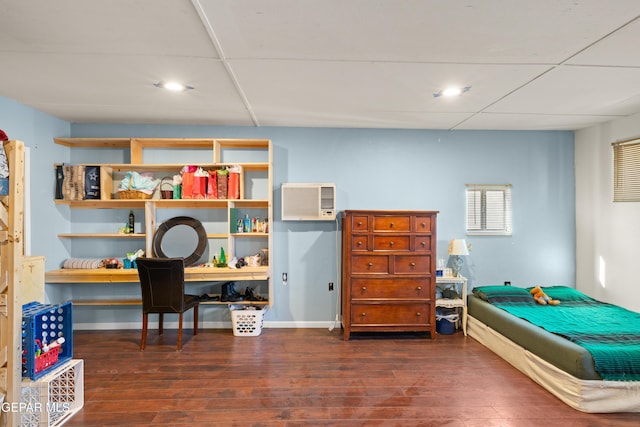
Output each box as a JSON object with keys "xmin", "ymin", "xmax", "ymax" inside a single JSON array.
[
  {"xmin": 203, "ymin": 0, "xmax": 640, "ymax": 63},
  {"xmin": 39, "ymin": 103, "xmax": 253, "ymax": 126},
  {"xmin": 230, "ymin": 59, "xmax": 550, "ymax": 123},
  {"xmin": 255, "ymin": 108, "xmax": 474, "ymax": 130},
  {"xmin": 0, "ymin": 0, "xmax": 218, "ymax": 57},
  {"xmin": 567, "ymin": 17, "xmax": 640, "ymax": 66},
  {"xmin": 485, "ymin": 65, "xmax": 640, "ymax": 116},
  {"xmin": 0, "ymin": 53, "xmax": 250, "ymax": 124},
  {"xmin": 456, "ymin": 112, "xmax": 618, "ymax": 131}
]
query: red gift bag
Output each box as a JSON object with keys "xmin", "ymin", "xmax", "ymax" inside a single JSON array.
[
  {"xmin": 193, "ymin": 176, "xmax": 206, "ymax": 199},
  {"xmin": 181, "ymin": 171, "xmax": 194, "ymax": 199},
  {"xmin": 227, "ymin": 165, "xmax": 241, "ymax": 200},
  {"xmin": 193, "ymin": 167, "xmax": 207, "ymax": 199},
  {"xmin": 217, "ymin": 169, "xmax": 228, "ymax": 199},
  {"xmin": 206, "ymin": 170, "xmax": 217, "ymax": 199}
]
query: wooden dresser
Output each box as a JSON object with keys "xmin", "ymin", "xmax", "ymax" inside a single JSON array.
[{"xmin": 341, "ymin": 210, "xmax": 438, "ymax": 340}]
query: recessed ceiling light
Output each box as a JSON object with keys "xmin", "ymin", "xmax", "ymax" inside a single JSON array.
[
  {"xmin": 153, "ymin": 81, "xmax": 194, "ymax": 92},
  {"xmin": 433, "ymin": 86, "xmax": 471, "ymax": 98}
]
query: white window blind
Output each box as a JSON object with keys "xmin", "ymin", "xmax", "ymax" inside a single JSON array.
[
  {"xmin": 466, "ymin": 184, "xmax": 512, "ymax": 236},
  {"xmin": 613, "ymin": 138, "xmax": 640, "ymax": 202}
]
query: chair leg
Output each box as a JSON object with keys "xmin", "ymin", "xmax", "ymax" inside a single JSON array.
[
  {"xmin": 140, "ymin": 312, "xmax": 148, "ymax": 351},
  {"xmin": 158, "ymin": 312, "xmax": 164, "ymax": 335},
  {"xmin": 193, "ymin": 305, "xmax": 199, "ymax": 336},
  {"xmin": 177, "ymin": 312, "xmax": 184, "ymax": 351}
]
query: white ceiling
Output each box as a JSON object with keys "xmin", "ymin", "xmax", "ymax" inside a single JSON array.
[{"xmin": 1, "ymin": 0, "xmax": 640, "ymax": 131}]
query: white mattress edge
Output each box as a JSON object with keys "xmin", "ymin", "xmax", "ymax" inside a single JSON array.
[{"xmin": 467, "ymin": 315, "xmax": 640, "ymax": 413}]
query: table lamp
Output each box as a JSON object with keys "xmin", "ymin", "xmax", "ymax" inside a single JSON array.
[{"xmin": 448, "ymin": 239, "xmax": 469, "ymax": 277}]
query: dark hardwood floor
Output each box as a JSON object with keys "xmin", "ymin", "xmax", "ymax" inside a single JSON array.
[{"xmin": 64, "ymin": 327, "xmax": 639, "ymax": 426}]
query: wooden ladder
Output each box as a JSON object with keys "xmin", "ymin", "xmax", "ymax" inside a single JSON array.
[{"xmin": 0, "ymin": 140, "xmax": 25, "ymax": 427}]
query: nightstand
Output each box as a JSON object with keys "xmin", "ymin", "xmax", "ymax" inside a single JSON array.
[{"xmin": 435, "ymin": 276, "xmax": 468, "ymax": 336}]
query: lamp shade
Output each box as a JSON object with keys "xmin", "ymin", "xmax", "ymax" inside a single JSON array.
[{"xmin": 448, "ymin": 239, "xmax": 469, "ymax": 256}]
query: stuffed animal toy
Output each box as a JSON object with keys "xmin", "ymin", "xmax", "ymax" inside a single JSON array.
[{"xmin": 530, "ymin": 286, "xmax": 560, "ymax": 305}]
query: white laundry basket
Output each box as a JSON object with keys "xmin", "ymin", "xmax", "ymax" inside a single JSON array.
[{"xmin": 229, "ymin": 305, "xmax": 266, "ymax": 336}]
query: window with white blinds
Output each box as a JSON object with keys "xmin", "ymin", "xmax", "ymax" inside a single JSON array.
[
  {"xmin": 466, "ymin": 184, "xmax": 512, "ymax": 236},
  {"xmin": 613, "ymin": 138, "xmax": 640, "ymax": 202}
]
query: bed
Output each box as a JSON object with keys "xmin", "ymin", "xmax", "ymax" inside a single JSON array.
[{"xmin": 467, "ymin": 285, "xmax": 640, "ymax": 413}]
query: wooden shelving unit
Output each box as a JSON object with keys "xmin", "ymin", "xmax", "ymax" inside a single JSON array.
[
  {"xmin": 45, "ymin": 266, "xmax": 270, "ymax": 283},
  {"xmin": 46, "ymin": 138, "xmax": 273, "ymax": 306}
]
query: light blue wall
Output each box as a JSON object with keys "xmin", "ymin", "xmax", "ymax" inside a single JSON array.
[{"xmin": 1, "ymin": 98, "xmax": 575, "ymax": 327}]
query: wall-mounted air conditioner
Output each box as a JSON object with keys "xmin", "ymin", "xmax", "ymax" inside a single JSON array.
[{"xmin": 281, "ymin": 183, "xmax": 336, "ymax": 221}]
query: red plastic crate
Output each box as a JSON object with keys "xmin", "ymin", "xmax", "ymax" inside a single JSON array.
[{"xmin": 34, "ymin": 347, "xmax": 61, "ymax": 374}]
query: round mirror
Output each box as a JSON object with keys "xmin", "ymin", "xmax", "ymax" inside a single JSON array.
[
  {"xmin": 152, "ymin": 216, "xmax": 207, "ymax": 266},
  {"xmin": 157, "ymin": 224, "xmax": 198, "ymax": 258}
]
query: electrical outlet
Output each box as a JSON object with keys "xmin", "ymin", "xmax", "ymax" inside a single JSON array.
[
  {"xmin": 328, "ymin": 282, "xmax": 334, "ymax": 291},
  {"xmin": 504, "ymin": 281, "xmax": 511, "ymax": 286}
]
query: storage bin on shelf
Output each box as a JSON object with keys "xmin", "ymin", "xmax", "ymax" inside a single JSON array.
[
  {"xmin": 22, "ymin": 301, "xmax": 73, "ymax": 380},
  {"xmin": 435, "ymin": 307, "xmax": 459, "ymax": 335},
  {"xmin": 117, "ymin": 189, "xmax": 152, "ymax": 199},
  {"xmin": 229, "ymin": 305, "xmax": 266, "ymax": 336},
  {"xmin": 117, "ymin": 170, "xmax": 156, "ymax": 199},
  {"xmin": 21, "ymin": 359, "xmax": 84, "ymax": 427}
]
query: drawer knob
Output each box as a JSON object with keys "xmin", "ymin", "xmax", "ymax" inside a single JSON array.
[
  {"xmin": 416, "ymin": 312, "xmax": 422, "ymax": 317},
  {"xmin": 357, "ymin": 241, "xmax": 363, "ymax": 246},
  {"xmin": 390, "ymin": 222, "xmax": 394, "ymax": 227},
  {"xmin": 416, "ymin": 286, "xmax": 422, "ymax": 291},
  {"xmin": 389, "ymin": 241, "xmax": 394, "ymax": 246},
  {"xmin": 421, "ymin": 222, "xmax": 426, "ymax": 228},
  {"xmin": 420, "ymin": 241, "xmax": 426, "ymax": 247},
  {"xmin": 410, "ymin": 262, "xmax": 416, "ymax": 267},
  {"xmin": 367, "ymin": 262, "xmax": 373, "ymax": 268},
  {"xmin": 361, "ymin": 286, "xmax": 367, "ymax": 292},
  {"xmin": 361, "ymin": 312, "xmax": 367, "ymax": 317},
  {"xmin": 357, "ymin": 221, "xmax": 363, "ymax": 226}
]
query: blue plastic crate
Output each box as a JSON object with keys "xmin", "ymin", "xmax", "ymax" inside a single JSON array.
[{"xmin": 22, "ymin": 301, "xmax": 73, "ymax": 380}]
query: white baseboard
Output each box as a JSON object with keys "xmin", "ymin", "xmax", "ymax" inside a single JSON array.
[{"xmin": 73, "ymin": 320, "xmax": 338, "ymax": 331}]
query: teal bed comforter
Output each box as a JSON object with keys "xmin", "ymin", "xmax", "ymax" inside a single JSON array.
[{"xmin": 472, "ymin": 286, "xmax": 640, "ymax": 381}]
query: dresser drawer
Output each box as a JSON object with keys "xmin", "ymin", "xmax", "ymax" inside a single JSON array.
[
  {"xmin": 351, "ymin": 235, "xmax": 369, "ymax": 251},
  {"xmin": 413, "ymin": 235, "xmax": 432, "ymax": 252},
  {"xmin": 414, "ymin": 215, "xmax": 434, "ymax": 233},
  {"xmin": 351, "ymin": 215, "xmax": 369, "ymax": 232},
  {"xmin": 351, "ymin": 303, "xmax": 431, "ymax": 325},
  {"xmin": 351, "ymin": 278, "xmax": 430, "ymax": 299},
  {"xmin": 394, "ymin": 255, "xmax": 431, "ymax": 274},
  {"xmin": 373, "ymin": 215, "xmax": 410, "ymax": 232},
  {"xmin": 372, "ymin": 235, "xmax": 410, "ymax": 251},
  {"xmin": 351, "ymin": 255, "xmax": 389, "ymax": 274}
]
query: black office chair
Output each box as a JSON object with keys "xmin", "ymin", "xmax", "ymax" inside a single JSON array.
[{"xmin": 136, "ymin": 257, "xmax": 200, "ymax": 351}]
